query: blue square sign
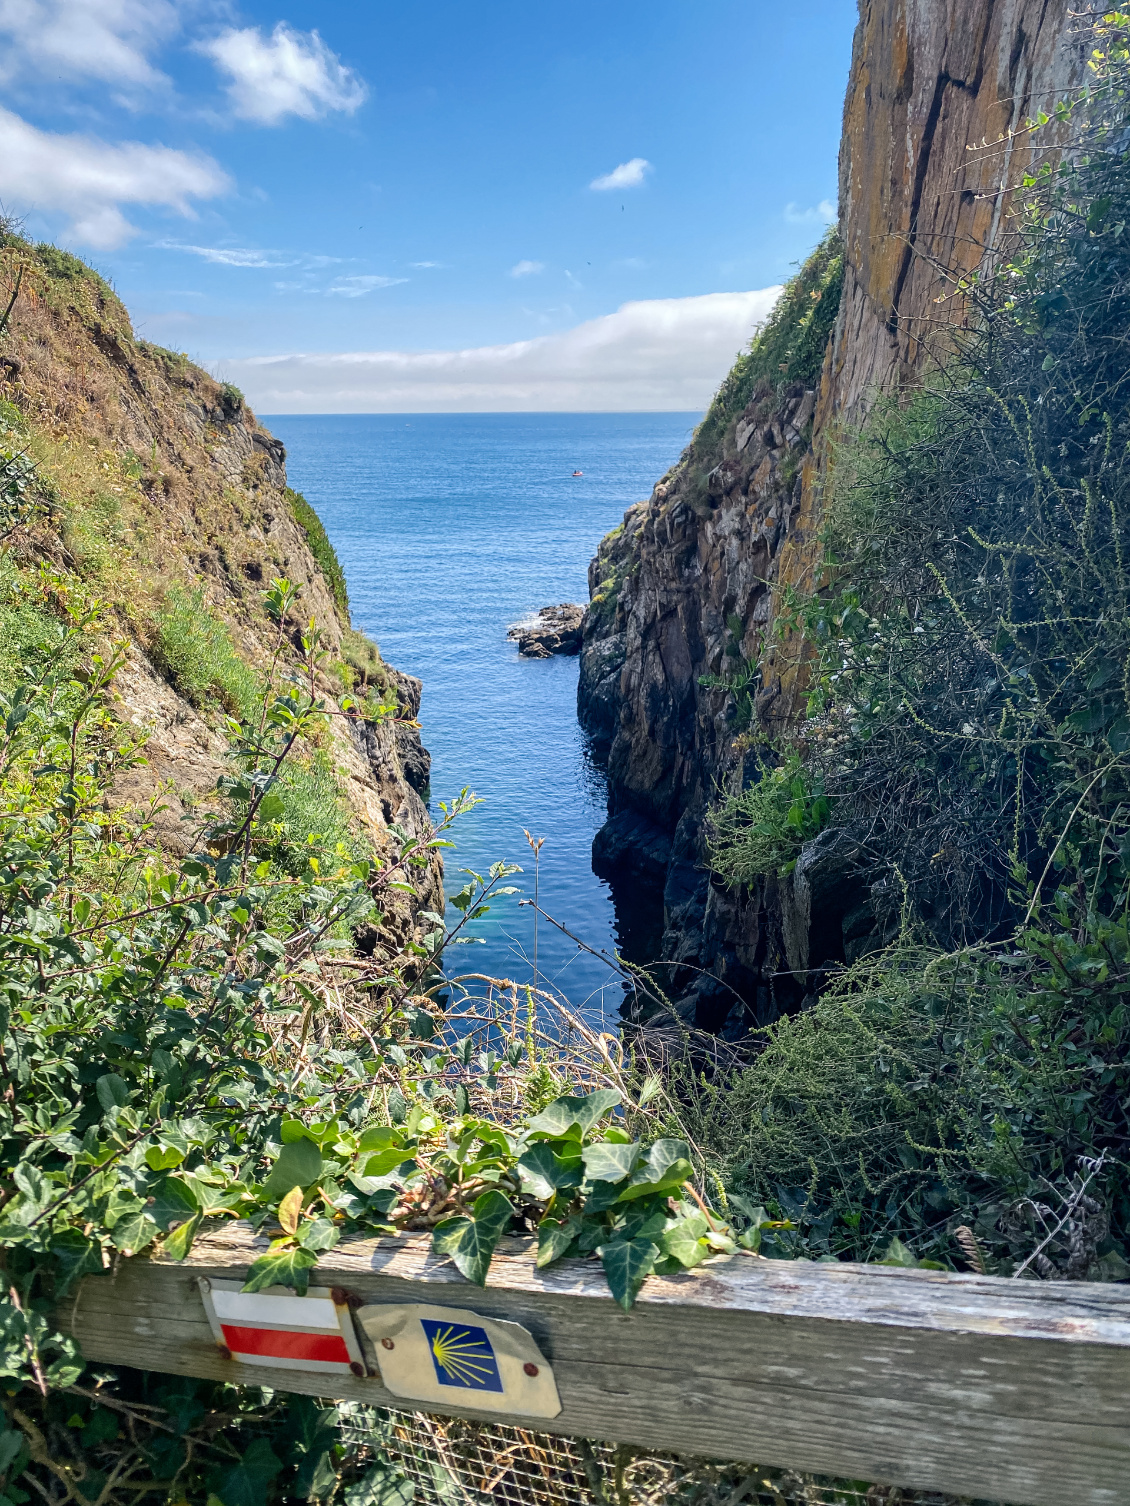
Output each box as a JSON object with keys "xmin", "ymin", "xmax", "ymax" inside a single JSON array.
[{"xmin": 420, "ymin": 1318, "xmax": 504, "ymax": 1392}]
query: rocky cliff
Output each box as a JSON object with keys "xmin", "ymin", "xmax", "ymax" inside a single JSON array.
[
  {"xmin": 579, "ymin": 0, "xmax": 1089, "ymax": 1034},
  {"xmin": 0, "ymin": 237, "xmax": 440, "ymax": 949}
]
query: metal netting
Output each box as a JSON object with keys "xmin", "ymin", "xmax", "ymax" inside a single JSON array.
[{"xmin": 335, "ymin": 1405, "xmax": 979, "ymax": 1506}]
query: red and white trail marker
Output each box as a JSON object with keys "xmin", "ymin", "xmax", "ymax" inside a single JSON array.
[{"xmin": 198, "ymin": 1278, "xmax": 366, "ymax": 1377}]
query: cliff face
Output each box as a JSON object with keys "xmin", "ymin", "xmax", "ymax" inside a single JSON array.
[
  {"xmin": 0, "ymin": 240, "xmax": 440, "ymax": 943},
  {"xmin": 580, "ymin": 0, "xmax": 1088, "ymax": 1033}
]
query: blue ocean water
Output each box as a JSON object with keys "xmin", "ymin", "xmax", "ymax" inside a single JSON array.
[{"xmin": 265, "ymin": 412, "xmax": 697, "ymax": 1024}]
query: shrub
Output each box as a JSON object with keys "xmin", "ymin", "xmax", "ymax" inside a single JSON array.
[
  {"xmin": 34, "ymin": 244, "xmax": 89, "ymax": 282},
  {"xmin": 707, "ymin": 755, "xmax": 831, "ymax": 880}
]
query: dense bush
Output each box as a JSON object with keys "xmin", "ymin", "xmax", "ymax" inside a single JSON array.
[{"xmin": 702, "ymin": 15, "xmax": 1130, "ymax": 1275}]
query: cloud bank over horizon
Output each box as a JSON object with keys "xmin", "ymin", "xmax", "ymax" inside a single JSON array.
[{"xmin": 217, "ymin": 287, "xmax": 782, "ymax": 414}]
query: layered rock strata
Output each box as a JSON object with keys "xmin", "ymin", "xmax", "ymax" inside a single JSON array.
[{"xmin": 579, "ymin": 0, "xmax": 1088, "ymax": 1034}]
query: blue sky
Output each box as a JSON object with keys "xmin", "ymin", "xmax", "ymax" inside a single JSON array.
[{"xmin": 0, "ymin": 1, "xmax": 858, "ymax": 409}]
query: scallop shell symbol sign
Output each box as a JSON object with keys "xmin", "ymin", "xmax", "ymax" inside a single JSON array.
[{"xmin": 358, "ymin": 1303, "xmax": 561, "ymax": 1418}]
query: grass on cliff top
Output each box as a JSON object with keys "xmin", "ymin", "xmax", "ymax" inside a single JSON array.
[{"xmin": 694, "ymin": 225, "xmax": 843, "ymax": 457}]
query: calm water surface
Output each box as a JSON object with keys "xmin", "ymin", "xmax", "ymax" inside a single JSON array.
[{"xmin": 265, "ymin": 413, "xmax": 697, "ymax": 1023}]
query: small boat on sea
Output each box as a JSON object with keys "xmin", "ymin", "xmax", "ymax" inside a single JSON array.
[{"xmin": 572, "ymin": 470, "xmax": 583, "ymax": 476}]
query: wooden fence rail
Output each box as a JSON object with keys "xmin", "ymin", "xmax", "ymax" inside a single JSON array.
[{"xmin": 59, "ymin": 1222, "xmax": 1130, "ymax": 1506}]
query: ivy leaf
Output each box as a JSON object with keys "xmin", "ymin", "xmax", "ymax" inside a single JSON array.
[
  {"xmin": 295, "ymin": 1217, "xmax": 340, "ymax": 1253},
  {"xmin": 261, "ymin": 1137, "xmax": 323, "ymax": 1201},
  {"xmin": 242, "ymin": 1244, "xmax": 320, "ymax": 1295},
  {"xmin": 432, "ymin": 1189, "xmax": 512, "ymax": 1285},
  {"xmin": 536, "ymin": 1216, "xmax": 580, "ymax": 1268},
  {"xmin": 212, "ymin": 1437, "xmax": 283, "ymax": 1506},
  {"xmin": 517, "ymin": 1143, "xmax": 583, "ymax": 1198},
  {"xmin": 50, "ymin": 1229, "xmax": 104, "ymax": 1293},
  {"xmin": 147, "ymin": 1176, "xmax": 199, "ymax": 1232},
  {"xmin": 597, "ymin": 1237, "xmax": 659, "ymax": 1311},
  {"xmin": 525, "ymin": 1089, "xmax": 621, "ymax": 1140},
  {"xmin": 278, "ymin": 1185, "xmax": 303, "ymax": 1236},
  {"xmin": 344, "ymin": 1464, "xmax": 416, "ymax": 1506},
  {"xmin": 879, "ymin": 1236, "xmax": 943, "ymax": 1270},
  {"xmin": 185, "ymin": 1177, "xmax": 247, "ymax": 1214},
  {"xmin": 109, "ymin": 1201, "xmax": 159, "ymax": 1256},
  {"xmin": 145, "ymin": 1144, "xmax": 184, "ymax": 1172},
  {"xmin": 619, "ymin": 1138, "xmax": 693, "ymax": 1201},
  {"xmin": 163, "ymin": 1212, "xmax": 202, "ymax": 1261},
  {"xmin": 581, "ymin": 1141, "xmax": 638, "ymax": 1185},
  {"xmin": 362, "ymin": 1147, "xmax": 413, "ymax": 1179},
  {"xmin": 658, "ymin": 1212, "xmax": 711, "ymax": 1269}
]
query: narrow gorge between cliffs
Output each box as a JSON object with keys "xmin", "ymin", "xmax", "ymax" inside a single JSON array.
[{"xmin": 271, "ymin": 411, "xmax": 696, "ymax": 1024}]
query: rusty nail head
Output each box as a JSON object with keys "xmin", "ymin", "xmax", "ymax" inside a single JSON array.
[
  {"xmin": 523, "ymin": 1362, "xmax": 539, "ymax": 1377},
  {"xmin": 349, "ymin": 1361, "xmax": 365, "ymax": 1378},
  {"xmin": 381, "ymin": 1338, "xmax": 395, "ymax": 1350},
  {"xmin": 218, "ymin": 1345, "xmax": 232, "ymax": 1361}
]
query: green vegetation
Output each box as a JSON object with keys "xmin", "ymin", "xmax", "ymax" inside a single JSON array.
[
  {"xmin": 695, "ymin": 225, "xmax": 842, "ymax": 455},
  {"xmin": 135, "ymin": 340, "xmax": 192, "ymax": 380},
  {"xmin": 0, "ymin": 399, "xmax": 759, "ymax": 1495},
  {"xmin": 150, "ymin": 584, "xmax": 262, "ymax": 720},
  {"xmin": 286, "ymin": 486, "xmax": 350, "ymax": 618},
  {"xmin": 0, "ymin": 559, "xmax": 760, "ymax": 1493},
  {"xmin": 707, "ymin": 755, "xmax": 831, "ymax": 880},
  {"xmin": 701, "ymin": 16, "xmax": 1130, "ymax": 1275},
  {"xmin": 34, "ymin": 244, "xmax": 92, "ymax": 282}
]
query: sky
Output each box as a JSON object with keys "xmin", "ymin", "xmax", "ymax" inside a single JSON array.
[{"xmin": 0, "ymin": 1, "xmax": 858, "ymax": 411}]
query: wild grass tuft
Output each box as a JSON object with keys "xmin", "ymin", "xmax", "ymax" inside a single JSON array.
[{"xmin": 149, "ymin": 585, "xmax": 261, "ymax": 720}]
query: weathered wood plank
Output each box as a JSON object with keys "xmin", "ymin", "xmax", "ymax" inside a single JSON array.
[{"xmin": 60, "ymin": 1223, "xmax": 1130, "ymax": 1506}]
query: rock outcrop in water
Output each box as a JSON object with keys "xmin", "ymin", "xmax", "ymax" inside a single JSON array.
[
  {"xmin": 579, "ymin": 0, "xmax": 1089, "ymax": 1034},
  {"xmin": 509, "ymin": 603, "xmax": 584, "ymax": 658}
]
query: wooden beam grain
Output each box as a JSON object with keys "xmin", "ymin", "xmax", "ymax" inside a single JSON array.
[{"xmin": 61, "ymin": 1223, "xmax": 1130, "ymax": 1506}]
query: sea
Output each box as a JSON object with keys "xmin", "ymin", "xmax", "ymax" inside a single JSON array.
[{"xmin": 265, "ymin": 412, "xmax": 699, "ymax": 1026}]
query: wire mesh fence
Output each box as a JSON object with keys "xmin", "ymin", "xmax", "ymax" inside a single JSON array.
[{"xmin": 336, "ymin": 1405, "xmax": 983, "ymax": 1506}]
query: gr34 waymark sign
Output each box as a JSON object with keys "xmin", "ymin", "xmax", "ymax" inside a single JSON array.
[
  {"xmin": 61, "ymin": 1223, "xmax": 1130, "ymax": 1506},
  {"xmin": 197, "ymin": 1278, "xmax": 561, "ymax": 1419}
]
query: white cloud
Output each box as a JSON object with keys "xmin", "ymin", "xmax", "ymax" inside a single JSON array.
[
  {"xmin": 327, "ymin": 274, "xmax": 407, "ymax": 298},
  {"xmin": 510, "ymin": 260, "xmax": 544, "ymax": 278},
  {"xmin": 0, "ymin": 108, "xmax": 228, "ymax": 248},
  {"xmin": 157, "ymin": 242, "xmax": 291, "ymax": 267},
  {"xmin": 0, "ymin": 0, "xmax": 178, "ymax": 92},
  {"xmin": 218, "ymin": 287, "xmax": 783, "ymax": 414},
  {"xmin": 410, "ymin": 261, "xmax": 443, "ymax": 269},
  {"xmin": 784, "ymin": 199, "xmax": 837, "ymax": 225},
  {"xmin": 590, "ymin": 158, "xmax": 651, "ymax": 192},
  {"xmin": 200, "ymin": 23, "xmax": 367, "ymax": 125}
]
